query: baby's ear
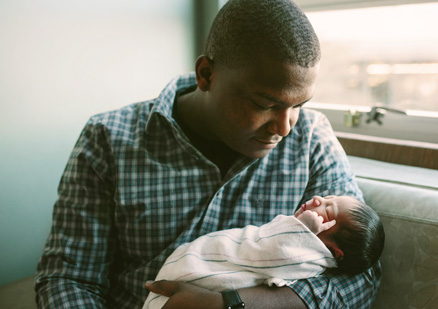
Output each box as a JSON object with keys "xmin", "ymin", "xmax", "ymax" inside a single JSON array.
[{"xmin": 330, "ymin": 246, "xmax": 344, "ymax": 261}]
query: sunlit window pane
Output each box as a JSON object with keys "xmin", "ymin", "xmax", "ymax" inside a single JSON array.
[{"xmin": 307, "ymin": 3, "xmax": 438, "ymax": 112}]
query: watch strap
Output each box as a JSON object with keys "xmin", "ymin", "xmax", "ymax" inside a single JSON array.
[{"xmin": 221, "ymin": 290, "xmax": 245, "ymax": 309}]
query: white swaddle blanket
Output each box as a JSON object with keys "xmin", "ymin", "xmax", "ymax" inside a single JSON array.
[{"xmin": 143, "ymin": 214, "xmax": 336, "ymax": 309}]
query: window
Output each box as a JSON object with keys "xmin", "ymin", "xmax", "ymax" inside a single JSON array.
[
  {"xmin": 307, "ymin": 3, "xmax": 438, "ymax": 113},
  {"xmin": 304, "ymin": 2, "xmax": 438, "ymax": 144}
]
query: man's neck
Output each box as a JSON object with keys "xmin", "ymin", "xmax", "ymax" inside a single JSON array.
[{"xmin": 173, "ymin": 87, "xmax": 240, "ymax": 177}]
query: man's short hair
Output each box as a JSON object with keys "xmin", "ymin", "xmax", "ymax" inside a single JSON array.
[{"xmin": 204, "ymin": 0, "xmax": 321, "ymax": 68}]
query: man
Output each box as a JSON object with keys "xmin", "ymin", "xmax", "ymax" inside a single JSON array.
[{"xmin": 35, "ymin": 0, "xmax": 381, "ymax": 308}]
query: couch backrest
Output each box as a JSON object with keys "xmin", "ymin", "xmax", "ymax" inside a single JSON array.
[{"xmin": 357, "ymin": 178, "xmax": 438, "ymax": 309}]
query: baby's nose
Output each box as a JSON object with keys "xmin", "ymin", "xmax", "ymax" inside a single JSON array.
[
  {"xmin": 305, "ymin": 196, "xmax": 323, "ymax": 207},
  {"xmin": 312, "ymin": 196, "xmax": 323, "ymax": 207}
]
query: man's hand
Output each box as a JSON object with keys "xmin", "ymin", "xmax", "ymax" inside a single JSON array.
[
  {"xmin": 145, "ymin": 280, "xmax": 223, "ymax": 309},
  {"xmin": 296, "ymin": 210, "xmax": 336, "ymax": 234}
]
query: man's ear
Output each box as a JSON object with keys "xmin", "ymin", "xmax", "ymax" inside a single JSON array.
[{"xmin": 195, "ymin": 55, "xmax": 214, "ymax": 91}]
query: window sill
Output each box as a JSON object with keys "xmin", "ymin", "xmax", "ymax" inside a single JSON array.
[
  {"xmin": 337, "ymin": 131, "xmax": 438, "ymax": 169},
  {"xmin": 306, "ymin": 103, "xmax": 438, "ymax": 144}
]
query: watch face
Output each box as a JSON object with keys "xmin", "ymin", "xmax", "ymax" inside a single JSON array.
[{"xmin": 222, "ymin": 290, "xmax": 245, "ymax": 309}]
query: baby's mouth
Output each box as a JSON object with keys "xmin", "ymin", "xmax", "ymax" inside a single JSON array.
[{"xmin": 294, "ymin": 203, "xmax": 306, "ymax": 217}]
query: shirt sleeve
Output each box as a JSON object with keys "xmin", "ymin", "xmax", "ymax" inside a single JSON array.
[
  {"xmin": 301, "ymin": 110, "xmax": 364, "ymax": 203},
  {"xmin": 35, "ymin": 119, "xmax": 117, "ymax": 308},
  {"xmin": 289, "ymin": 262, "xmax": 382, "ymax": 308},
  {"xmin": 290, "ymin": 111, "xmax": 381, "ymax": 308}
]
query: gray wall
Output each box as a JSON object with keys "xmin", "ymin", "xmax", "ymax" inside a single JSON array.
[{"xmin": 0, "ymin": 0, "xmax": 193, "ymax": 286}]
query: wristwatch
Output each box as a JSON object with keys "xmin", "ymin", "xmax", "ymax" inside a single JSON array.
[{"xmin": 221, "ymin": 290, "xmax": 245, "ymax": 309}]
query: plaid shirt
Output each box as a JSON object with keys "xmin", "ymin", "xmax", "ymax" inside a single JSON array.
[{"xmin": 35, "ymin": 73, "xmax": 381, "ymax": 308}]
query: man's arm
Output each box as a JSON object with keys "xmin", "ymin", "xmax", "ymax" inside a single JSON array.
[
  {"xmin": 146, "ymin": 263, "xmax": 381, "ymax": 309},
  {"xmin": 35, "ymin": 121, "xmax": 116, "ymax": 308},
  {"xmin": 290, "ymin": 263, "xmax": 381, "ymax": 308},
  {"xmin": 240, "ymin": 111, "xmax": 383, "ymax": 308},
  {"xmin": 146, "ymin": 111, "xmax": 381, "ymax": 309},
  {"xmin": 290, "ymin": 110, "xmax": 381, "ymax": 308},
  {"xmin": 146, "ymin": 280, "xmax": 306, "ymax": 309},
  {"xmin": 239, "ymin": 286, "xmax": 307, "ymax": 309}
]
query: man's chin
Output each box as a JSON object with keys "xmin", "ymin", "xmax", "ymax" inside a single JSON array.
[
  {"xmin": 241, "ymin": 148, "xmax": 273, "ymax": 159},
  {"xmin": 229, "ymin": 140, "xmax": 278, "ymax": 159}
]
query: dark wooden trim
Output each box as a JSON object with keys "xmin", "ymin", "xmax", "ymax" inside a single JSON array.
[
  {"xmin": 192, "ymin": 0, "xmax": 219, "ymax": 62},
  {"xmin": 335, "ymin": 132, "xmax": 438, "ymax": 169}
]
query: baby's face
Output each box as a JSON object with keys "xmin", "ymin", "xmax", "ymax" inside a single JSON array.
[
  {"xmin": 295, "ymin": 195, "xmax": 361, "ymax": 260},
  {"xmin": 294, "ymin": 195, "xmax": 358, "ymax": 225}
]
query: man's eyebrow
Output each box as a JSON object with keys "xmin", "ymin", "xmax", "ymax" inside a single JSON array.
[{"xmin": 254, "ymin": 92, "xmax": 313, "ymax": 106}]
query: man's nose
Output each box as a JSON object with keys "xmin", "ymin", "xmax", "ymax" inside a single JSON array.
[{"xmin": 267, "ymin": 109, "xmax": 295, "ymax": 137}]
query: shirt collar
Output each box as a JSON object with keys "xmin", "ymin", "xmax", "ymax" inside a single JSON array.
[{"xmin": 151, "ymin": 72, "xmax": 197, "ymax": 122}]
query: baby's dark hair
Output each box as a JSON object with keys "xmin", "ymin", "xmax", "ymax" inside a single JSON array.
[
  {"xmin": 204, "ymin": 0, "xmax": 320, "ymax": 68},
  {"xmin": 332, "ymin": 201, "xmax": 385, "ymax": 275}
]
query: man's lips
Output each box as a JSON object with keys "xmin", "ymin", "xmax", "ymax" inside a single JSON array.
[
  {"xmin": 254, "ymin": 138, "xmax": 282, "ymax": 145},
  {"xmin": 253, "ymin": 138, "xmax": 281, "ymax": 149}
]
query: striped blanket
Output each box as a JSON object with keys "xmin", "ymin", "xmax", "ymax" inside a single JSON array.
[{"xmin": 143, "ymin": 214, "xmax": 336, "ymax": 309}]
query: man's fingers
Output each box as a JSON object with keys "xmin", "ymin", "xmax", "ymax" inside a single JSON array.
[{"xmin": 145, "ymin": 280, "xmax": 177, "ymax": 297}]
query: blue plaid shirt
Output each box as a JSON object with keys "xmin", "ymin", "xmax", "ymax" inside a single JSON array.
[{"xmin": 35, "ymin": 73, "xmax": 381, "ymax": 308}]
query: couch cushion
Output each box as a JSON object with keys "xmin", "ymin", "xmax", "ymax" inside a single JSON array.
[
  {"xmin": 0, "ymin": 276, "xmax": 36, "ymax": 309},
  {"xmin": 349, "ymin": 155, "xmax": 438, "ymax": 189}
]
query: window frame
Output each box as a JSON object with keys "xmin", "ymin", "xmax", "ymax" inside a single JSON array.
[{"xmin": 294, "ymin": 0, "xmax": 438, "ymax": 12}]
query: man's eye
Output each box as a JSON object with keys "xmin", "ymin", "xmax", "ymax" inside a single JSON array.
[{"xmin": 252, "ymin": 101, "xmax": 271, "ymax": 110}]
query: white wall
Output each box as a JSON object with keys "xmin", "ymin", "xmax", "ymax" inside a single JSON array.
[{"xmin": 0, "ymin": 0, "xmax": 194, "ymax": 286}]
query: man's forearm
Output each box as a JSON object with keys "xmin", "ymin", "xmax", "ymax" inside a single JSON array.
[
  {"xmin": 238, "ymin": 285, "xmax": 306, "ymax": 309},
  {"xmin": 146, "ymin": 281, "xmax": 307, "ymax": 309}
]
